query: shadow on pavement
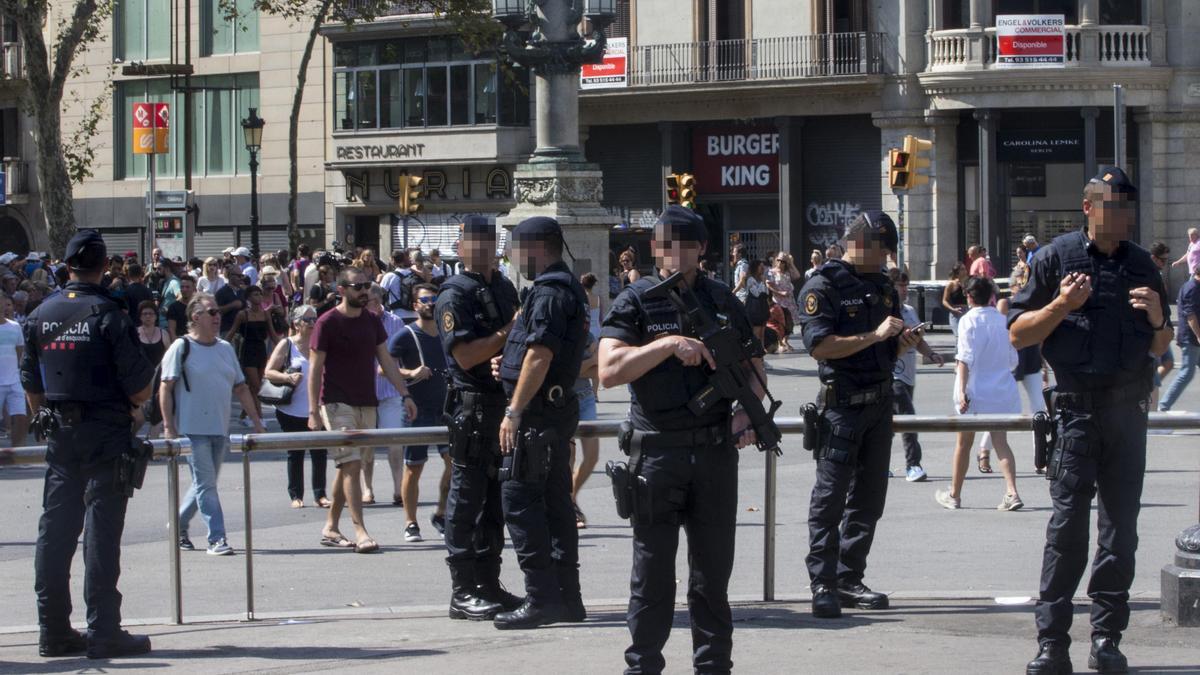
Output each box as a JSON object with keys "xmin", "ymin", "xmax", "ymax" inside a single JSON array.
[{"xmin": 2, "ymin": 646, "xmax": 447, "ymax": 673}]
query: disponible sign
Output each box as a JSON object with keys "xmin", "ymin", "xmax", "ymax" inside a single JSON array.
[
  {"xmin": 692, "ymin": 127, "xmax": 779, "ymax": 194},
  {"xmin": 580, "ymin": 37, "xmax": 627, "ymax": 90},
  {"xmin": 996, "ymin": 15, "xmax": 1065, "ymax": 66}
]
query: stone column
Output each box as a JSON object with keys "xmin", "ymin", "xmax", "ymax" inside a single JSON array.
[
  {"xmin": 1149, "ymin": 0, "xmax": 1167, "ymax": 66},
  {"xmin": 974, "ymin": 110, "xmax": 999, "ymax": 257},
  {"xmin": 967, "ymin": 0, "xmax": 992, "ymax": 67},
  {"xmin": 1081, "ymin": 107, "xmax": 1099, "ymax": 181},
  {"xmin": 926, "ymin": 111, "xmax": 960, "ymax": 282},
  {"xmin": 969, "ymin": 0, "xmax": 986, "ymax": 29},
  {"xmin": 1078, "ymin": 0, "xmax": 1100, "ymax": 65}
]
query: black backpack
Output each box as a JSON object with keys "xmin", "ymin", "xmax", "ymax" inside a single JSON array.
[
  {"xmin": 143, "ymin": 337, "xmax": 190, "ymax": 426},
  {"xmin": 387, "ymin": 270, "xmax": 420, "ymax": 311}
]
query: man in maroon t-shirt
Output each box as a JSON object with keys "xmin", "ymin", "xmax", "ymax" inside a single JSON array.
[{"xmin": 308, "ymin": 267, "xmax": 417, "ymax": 553}]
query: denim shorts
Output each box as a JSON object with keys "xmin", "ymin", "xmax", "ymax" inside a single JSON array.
[
  {"xmin": 578, "ymin": 391, "xmax": 597, "ymax": 421},
  {"xmin": 404, "ymin": 411, "xmax": 448, "ymax": 466}
]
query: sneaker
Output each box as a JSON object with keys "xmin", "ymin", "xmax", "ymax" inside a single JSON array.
[
  {"xmin": 178, "ymin": 535, "xmax": 194, "ymax": 551},
  {"xmin": 431, "ymin": 513, "xmax": 445, "ymax": 537},
  {"xmin": 206, "ymin": 539, "xmax": 234, "ymax": 556},
  {"xmin": 934, "ymin": 488, "xmax": 960, "ymax": 510},
  {"xmin": 404, "ymin": 522, "xmax": 423, "ymax": 542},
  {"xmin": 905, "ymin": 466, "xmax": 927, "ymax": 482},
  {"xmin": 998, "ymin": 494, "xmax": 1024, "ymax": 511}
]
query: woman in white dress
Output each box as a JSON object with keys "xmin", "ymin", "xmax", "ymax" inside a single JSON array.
[{"xmin": 936, "ymin": 277, "xmax": 1024, "ymax": 511}]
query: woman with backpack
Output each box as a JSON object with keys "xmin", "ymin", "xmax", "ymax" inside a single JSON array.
[{"xmin": 161, "ymin": 293, "xmax": 266, "ymax": 556}]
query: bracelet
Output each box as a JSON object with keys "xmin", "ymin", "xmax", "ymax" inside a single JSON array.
[
  {"xmin": 504, "ymin": 406, "xmax": 521, "ymax": 419},
  {"xmin": 1153, "ymin": 317, "xmax": 1169, "ymax": 331}
]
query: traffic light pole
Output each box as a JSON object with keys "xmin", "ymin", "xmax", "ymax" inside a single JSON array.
[{"xmin": 896, "ymin": 191, "xmax": 905, "ymax": 272}]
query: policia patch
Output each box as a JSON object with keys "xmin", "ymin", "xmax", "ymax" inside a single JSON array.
[
  {"xmin": 441, "ymin": 311, "xmax": 455, "ymax": 333},
  {"xmin": 804, "ymin": 293, "xmax": 820, "ymax": 315}
]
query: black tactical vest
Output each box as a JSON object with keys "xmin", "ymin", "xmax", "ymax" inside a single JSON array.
[
  {"xmin": 499, "ymin": 263, "xmax": 588, "ymax": 399},
  {"xmin": 815, "ymin": 262, "xmax": 899, "ymax": 385},
  {"xmin": 28, "ymin": 285, "xmax": 126, "ymax": 403},
  {"xmin": 440, "ymin": 271, "xmax": 518, "ymax": 393}
]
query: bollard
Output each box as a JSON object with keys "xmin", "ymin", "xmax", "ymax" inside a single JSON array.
[
  {"xmin": 763, "ymin": 447, "xmax": 777, "ymax": 601},
  {"xmin": 166, "ymin": 453, "xmax": 183, "ymax": 625},
  {"xmin": 243, "ymin": 451, "xmax": 255, "ymax": 622}
]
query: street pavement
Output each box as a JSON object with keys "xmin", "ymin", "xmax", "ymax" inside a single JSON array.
[{"xmin": 0, "ymin": 332, "xmax": 1197, "ymax": 673}]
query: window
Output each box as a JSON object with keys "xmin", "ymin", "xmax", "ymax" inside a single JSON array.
[
  {"xmin": 201, "ymin": 0, "xmax": 259, "ymax": 55},
  {"xmin": 1100, "ymin": 0, "xmax": 1140, "ymax": 25},
  {"xmin": 942, "ymin": 0, "xmax": 969, "ymax": 29},
  {"xmin": 114, "ymin": 0, "xmax": 170, "ymax": 61},
  {"xmin": 994, "ymin": 0, "xmax": 1077, "ymax": 25},
  {"xmin": 332, "ymin": 36, "xmax": 530, "ymax": 132},
  {"xmin": 115, "ymin": 73, "xmax": 260, "ymax": 179}
]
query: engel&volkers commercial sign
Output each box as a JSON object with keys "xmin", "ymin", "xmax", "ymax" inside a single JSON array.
[{"xmin": 692, "ymin": 127, "xmax": 779, "ymax": 194}]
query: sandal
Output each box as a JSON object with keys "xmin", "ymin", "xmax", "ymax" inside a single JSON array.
[
  {"xmin": 392, "ymin": 495, "xmax": 404, "ymax": 507},
  {"xmin": 319, "ymin": 534, "xmax": 355, "ymax": 549},
  {"xmin": 355, "ymin": 537, "xmax": 380, "ymax": 554},
  {"xmin": 316, "ymin": 496, "xmax": 332, "ymax": 508},
  {"xmin": 290, "ymin": 498, "xmax": 304, "ymax": 509},
  {"xmin": 574, "ymin": 502, "xmax": 587, "ymax": 529},
  {"xmin": 977, "ymin": 451, "xmax": 993, "ymax": 474}
]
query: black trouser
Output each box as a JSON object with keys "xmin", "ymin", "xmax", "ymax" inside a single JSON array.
[
  {"xmin": 501, "ymin": 408, "xmax": 580, "ymax": 607},
  {"xmin": 35, "ymin": 420, "xmax": 131, "ymax": 638},
  {"xmin": 891, "ymin": 381, "xmax": 922, "ymax": 468},
  {"xmin": 806, "ymin": 396, "xmax": 893, "ymax": 588},
  {"xmin": 1035, "ymin": 398, "xmax": 1147, "ymax": 647},
  {"xmin": 625, "ymin": 434, "xmax": 738, "ymax": 675},
  {"xmin": 277, "ymin": 410, "xmax": 327, "ymax": 500},
  {"xmin": 444, "ymin": 401, "xmax": 506, "ymax": 584}
]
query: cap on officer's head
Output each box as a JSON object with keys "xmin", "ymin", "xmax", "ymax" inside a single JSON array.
[
  {"xmin": 65, "ymin": 229, "xmax": 107, "ymax": 270},
  {"xmin": 1088, "ymin": 166, "xmax": 1138, "ymax": 198},
  {"xmin": 512, "ymin": 216, "xmax": 562, "ymax": 242},
  {"xmin": 846, "ymin": 209, "xmax": 899, "ymax": 253},
  {"xmin": 656, "ymin": 205, "xmax": 707, "ymax": 244},
  {"xmin": 461, "ymin": 215, "xmax": 492, "ymax": 237}
]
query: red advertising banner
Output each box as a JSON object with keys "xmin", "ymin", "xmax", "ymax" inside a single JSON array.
[
  {"xmin": 580, "ymin": 38, "xmax": 627, "ymax": 90},
  {"xmin": 691, "ymin": 126, "xmax": 779, "ymax": 194},
  {"xmin": 995, "ymin": 14, "xmax": 1065, "ymax": 66}
]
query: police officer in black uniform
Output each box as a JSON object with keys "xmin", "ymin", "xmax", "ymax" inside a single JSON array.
[
  {"xmin": 23, "ymin": 230, "xmax": 155, "ymax": 659},
  {"xmin": 435, "ymin": 215, "xmax": 523, "ymax": 621},
  {"xmin": 493, "ymin": 216, "xmax": 589, "ymax": 630},
  {"xmin": 1010, "ymin": 167, "xmax": 1171, "ymax": 675},
  {"xmin": 599, "ymin": 206, "xmax": 763, "ymax": 674},
  {"xmin": 798, "ymin": 210, "xmax": 920, "ymax": 619}
]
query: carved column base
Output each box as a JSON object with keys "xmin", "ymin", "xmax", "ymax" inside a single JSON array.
[{"xmin": 1162, "ymin": 523, "xmax": 1200, "ymax": 627}]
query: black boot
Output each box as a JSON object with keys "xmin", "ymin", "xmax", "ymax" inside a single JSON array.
[
  {"xmin": 811, "ymin": 584, "xmax": 842, "ymax": 619},
  {"xmin": 86, "ymin": 631, "xmax": 152, "ymax": 659},
  {"xmin": 493, "ymin": 598, "xmax": 565, "ymax": 630},
  {"xmin": 475, "ymin": 580, "xmax": 524, "ymax": 613},
  {"xmin": 1026, "ymin": 642, "xmax": 1073, "ymax": 675},
  {"xmin": 557, "ymin": 564, "xmax": 586, "ymax": 623},
  {"xmin": 449, "ymin": 568, "xmax": 502, "ymax": 621},
  {"xmin": 1088, "ymin": 637, "xmax": 1128, "ymax": 673},
  {"xmin": 837, "ymin": 582, "xmax": 889, "ymax": 610},
  {"xmin": 39, "ymin": 628, "xmax": 87, "ymax": 657}
]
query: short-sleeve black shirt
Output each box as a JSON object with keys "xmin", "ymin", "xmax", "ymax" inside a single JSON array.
[{"xmin": 435, "ymin": 269, "xmax": 518, "ymax": 394}]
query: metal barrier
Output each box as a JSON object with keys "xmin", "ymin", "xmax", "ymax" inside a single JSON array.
[
  {"xmin": 232, "ymin": 413, "xmax": 1200, "ymax": 620},
  {"xmin": 0, "ymin": 438, "xmax": 193, "ymax": 625}
]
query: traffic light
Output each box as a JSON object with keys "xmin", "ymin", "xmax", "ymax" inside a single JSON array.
[
  {"xmin": 677, "ymin": 173, "xmax": 697, "ymax": 209},
  {"xmin": 399, "ymin": 175, "xmax": 424, "ymax": 216},
  {"xmin": 888, "ymin": 148, "xmax": 910, "ymax": 190},
  {"xmin": 888, "ymin": 135, "xmax": 933, "ymax": 191},
  {"xmin": 666, "ymin": 173, "xmax": 681, "ymax": 205}
]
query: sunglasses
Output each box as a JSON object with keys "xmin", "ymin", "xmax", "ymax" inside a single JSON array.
[
  {"xmin": 298, "ymin": 317, "xmax": 317, "ymax": 325},
  {"xmin": 417, "ymin": 295, "xmax": 438, "ymax": 304},
  {"xmin": 340, "ymin": 282, "xmax": 371, "ymax": 291},
  {"xmin": 194, "ymin": 308, "xmax": 220, "ymax": 317}
]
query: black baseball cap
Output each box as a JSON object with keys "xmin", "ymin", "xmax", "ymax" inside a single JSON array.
[
  {"xmin": 462, "ymin": 215, "xmax": 492, "ymax": 236},
  {"xmin": 512, "ymin": 216, "xmax": 562, "ymax": 241},
  {"xmin": 656, "ymin": 205, "xmax": 707, "ymax": 244},
  {"xmin": 65, "ymin": 229, "xmax": 106, "ymax": 268},
  {"xmin": 1089, "ymin": 166, "xmax": 1138, "ymax": 197}
]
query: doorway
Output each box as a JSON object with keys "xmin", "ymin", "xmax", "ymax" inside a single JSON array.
[{"xmin": 353, "ymin": 215, "xmax": 380, "ymax": 253}]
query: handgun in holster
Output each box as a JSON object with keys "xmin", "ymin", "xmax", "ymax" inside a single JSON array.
[
  {"xmin": 802, "ymin": 402, "xmax": 822, "ymax": 457},
  {"xmin": 116, "ymin": 437, "xmax": 153, "ymax": 498},
  {"xmin": 1039, "ymin": 386, "xmax": 1063, "ymax": 481},
  {"xmin": 500, "ymin": 427, "xmax": 555, "ymax": 482},
  {"xmin": 29, "ymin": 407, "xmax": 60, "ymax": 442},
  {"xmin": 608, "ymin": 420, "xmax": 651, "ymax": 525}
]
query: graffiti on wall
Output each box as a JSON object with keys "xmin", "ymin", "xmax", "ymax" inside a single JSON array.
[{"xmin": 805, "ymin": 201, "xmax": 862, "ymax": 247}]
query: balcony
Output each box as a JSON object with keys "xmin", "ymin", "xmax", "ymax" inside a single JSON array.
[
  {"xmin": 927, "ymin": 24, "xmax": 1153, "ymax": 71},
  {"xmin": 628, "ymin": 33, "xmax": 885, "ymax": 87},
  {"xmin": 3, "ymin": 158, "xmax": 27, "ymax": 203},
  {"xmin": 1, "ymin": 42, "xmax": 22, "ymax": 80}
]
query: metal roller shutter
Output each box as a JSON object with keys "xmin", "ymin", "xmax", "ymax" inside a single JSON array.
[
  {"xmin": 193, "ymin": 228, "xmax": 235, "ymax": 258},
  {"xmin": 586, "ymin": 124, "xmax": 661, "ymax": 218},
  {"xmin": 98, "ymin": 229, "xmax": 144, "ymax": 258},
  {"xmin": 800, "ymin": 115, "xmax": 881, "ymax": 252},
  {"xmin": 258, "ymin": 227, "xmax": 290, "ymax": 255}
]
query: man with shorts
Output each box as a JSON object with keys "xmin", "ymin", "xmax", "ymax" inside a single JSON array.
[
  {"xmin": 388, "ymin": 283, "xmax": 452, "ymax": 541},
  {"xmin": 0, "ymin": 293, "xmax": 26, "ymax": 446},
  {"xmin": 307, "ymin": 267, "xmax": 417, "ymax": 553}
]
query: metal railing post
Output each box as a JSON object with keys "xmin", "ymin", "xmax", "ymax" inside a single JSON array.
[
  {"xmin": 242, "ymin": 448, "xmax": 255, "ymax": 621},
  {"xmin": 763, "ymin": 447, "xmax": 777, "ymax": 602},
  {"xmin": 166, "ymin": 452, "xmax": 183, "ymax": 625}
]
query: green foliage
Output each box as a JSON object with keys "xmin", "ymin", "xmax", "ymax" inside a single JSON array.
[{"xmin": 63, "ymin": 82, "xmax": 111, "ymax": 185}]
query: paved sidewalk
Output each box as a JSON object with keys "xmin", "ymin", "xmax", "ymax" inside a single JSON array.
[{"xmin": 0, "ymin": 598, "xmax": 1196, "ymax": 674}]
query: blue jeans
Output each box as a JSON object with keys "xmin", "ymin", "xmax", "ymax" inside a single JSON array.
[
  {"xmin": 179, "ymin": 434, "xmax": 228, "ymax": 543},
  {"xmin": 1159, "ymin": 343, "xmax": 1199, "ymax": 411}
]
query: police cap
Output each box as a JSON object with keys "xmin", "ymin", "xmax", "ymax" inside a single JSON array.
[
  {"xmin": 512, "ymin": 216, "xmax": 562, "ymax": 242},
  {"xmin": 846, "ymin": 209, "xmax": 899, "ymax": 253},
  {"xmin": 656, "ymin": 205, "xmax": 707, "ymax": 244},
  {"xmin": 65, "ymin": 229, "xmax": 107, "ymax": 268},
  {"xmin": 461, "ymin": 215, "xmax": 492, "ymax": 236},
  {"xmin": 1088, "ymin": 165, "xmax": 1138, "ymax": 197}
]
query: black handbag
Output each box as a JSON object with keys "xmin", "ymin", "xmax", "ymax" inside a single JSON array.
[
  {"xmin": 745, "ymin": 291, "xmax": 770, "ymax": 325},
  {"xmin": 258, "ymin": 342, "xmax": 298, "ymax": 405}
]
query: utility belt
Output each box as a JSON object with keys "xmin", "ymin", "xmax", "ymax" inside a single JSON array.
[
  {"xmin": 819, "ymin": 380, "xmax": 891, "ymax": 408},
  {"xmin": 523, "ymin": 384, "xmax": 577, "ymax": 415},
  {"xmin": 1036, "ymin": 383, "xmax": 1150, "ymax": 482},
  {"xmin": 1051, "ymin": 384, "xmax": 1149, "ymax": 413},
  {"xmin": 607, "ymin": 420, "xmax": 725, "ymax": 525},
  {"xmin": 443, "ymin": 388, "xmax": 505, "ymax": 468},
  {"xmin": 31, "ymin": 401, "xmax": 131, "ymax": 441},
  {"xmin": 800, "ymin": 380, "xmax": 890, "ymax": 463}
]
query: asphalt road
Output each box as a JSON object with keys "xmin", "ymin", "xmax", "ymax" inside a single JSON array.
[{"xmin": 0, "ymin": 332, "xmax": 1197, "ymax": 633}]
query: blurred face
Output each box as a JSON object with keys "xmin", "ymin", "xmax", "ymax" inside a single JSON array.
[
  {"xmin": 295, "ymin": 310, "xmax": 317, "ymax": 334},
  {"xmin": 363, "ymin": 250, "xmax": 374, "ymax": 264},
  {"xmin": 1083, "ymin": 187, "xmax": 1136, "ymax": 247},
  {"xmin": 192, "ymin": 298, "xmax": 220, "ymax": 333},
  {"xmin": 415, "ymin": 289, "xmax": 437, "ymax": 319},
  {"xmin": 897, "ymin": 280, "xmax": 908, "ymax": 298},
  {"xmin": 339, "ymin": 270, "xmax": 370, "ymax": 308},
  {"xmin": 511, "ymin": 236, "xmax": 554, "ymax": 278},
  {"xmin": 180, "ymin": 278, "xmax": 195, "ymax": 299},
  {"xmin": 367, "ymin": 292, "xmax": 383, "ymax": 315},
  {"xmin": 652, "ymin": 224, "xmax": 704, "ymax": 274},
  {"xmin": 246, "ymin": 289, "xmax": 263, "ymax": 306},
  {"xmin": 845, "ymin": 231, "xmax": 889, "ymax": 270},
  {"xmin": 139, "ymin": 308, "xmax": 157, "ymax": 326},
  {"xmin": 261, "ymin": 276, "xmax": 276, "ymax": 292}
]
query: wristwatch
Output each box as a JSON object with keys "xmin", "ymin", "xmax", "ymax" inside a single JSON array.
[
  {"xmin": 1153, "ymin": 316, "xmax": 1169, "ymax": 331},
  {"xmin": 504, "ymin": 406, "xmax": 521, "ymax": 419}
]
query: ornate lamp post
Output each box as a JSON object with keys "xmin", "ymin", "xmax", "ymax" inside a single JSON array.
[
  {"xmin": 491, "ymin": 0, "xmax": 620, "ymax": 294},
  {"xmin": 241, "ymin": 108, "xmax": 265, "ymax": 259}
]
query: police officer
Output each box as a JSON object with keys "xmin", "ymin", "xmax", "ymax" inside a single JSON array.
[
  {"xmin": 599, "ymin": 206, "xmax": 763, "ymax": 674},
  {"xmin": 494, "ymin": 216, "xmax": 589, "ymax": 630},
  {"xmin": 435, "ymin": 215, "xmax": 523, "ymax": 621},
  {"xmin": 23, "ymin": 230, "xmax": 155, "ymax": 659},
  {"xmin": 798, "ymin": 210, "xmax": 920, "ymax": 619},
  {"xmin": 1010, "ymin": 167, "xmax": 1171, "ymax": 675}
]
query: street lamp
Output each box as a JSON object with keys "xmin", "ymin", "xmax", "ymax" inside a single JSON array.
[{"xmin": 241, "ymin": 107, "xmax": 264, "ymax": 259}]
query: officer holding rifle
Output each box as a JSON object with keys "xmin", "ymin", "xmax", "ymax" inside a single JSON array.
[{"xmin": 599, "ymin": 205, "xmax": 768, "ymax": 675}]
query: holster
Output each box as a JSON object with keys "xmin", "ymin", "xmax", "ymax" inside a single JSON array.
[
  {"xmin": 499, "ymin": 426, "xmax": 555, "ymax": 482},
  {"xmin": 609, "ymin": 420, "xmax": 652, "ymax": 525},
  {"xmin": 116, "ymin": 437, "xmax": 153, "ymax": 498},
  {"xmin": 29, "ymin": 407, "xmax": 61, "ymax": 442},
  {"xmin": 802, "ymin": 402, "xmax": 821, "ymax": 454},
  {"xmin": 1040, "ymin": 386, "xmax": 1061, "ymax": 481}
]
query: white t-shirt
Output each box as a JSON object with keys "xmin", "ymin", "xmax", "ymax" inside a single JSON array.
[
  {"xmin": 734, "ymin": 260, "xmax": 750, "ymax": 301},
  {"xmin": 197, "ymin": 275, "xmax": 226, "ymax": 295},
  {"xmin": 0, "ymin": 319, "xmax": 23, "ymax": 386},
  {"xmin": 275, "ymin": 339, "xmax": 312, "ymax": 419},
  {"xmin": 161, "ymin": 337, "xmax": 245, "ymax": 436},
  {"xmin": 955, "ymin": 306, "xmax": 1020, "ymax": 415},
  {"xmin": 893, "ymin": 304, "xmax": 920, "ymax": 387}
]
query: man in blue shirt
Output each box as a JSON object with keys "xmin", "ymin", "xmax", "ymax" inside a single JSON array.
[{"xmin": 1158, "ymin": 266, "xmax": 1200, "ymax": 411}]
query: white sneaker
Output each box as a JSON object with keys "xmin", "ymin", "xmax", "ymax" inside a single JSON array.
[
  {"xmin": 934, "ymin": 488, "xmax": 960, "ymax": 510},
  {"xmin": 997, "ymin": 494, "xmax": 1024, "ymax": 511},
  {"xmin": 905, "ymin": 466, "xmax": 927, "ymax": 482},
  {"xmin": 207, "ymin": 539, "xmax": 235, "ymax": 556}
]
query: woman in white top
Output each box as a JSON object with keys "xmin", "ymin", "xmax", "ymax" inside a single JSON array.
[
  {"xmin": 935, "ymin": 277, "xmax": 1024, "ymax": 512},
  {"xmin": 196, "ymin": 257, "xmax": 225, "ymax": 295},
  {"xmin": 264, "ymin": 304, "xmax": 330, "ymax": 509}
]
